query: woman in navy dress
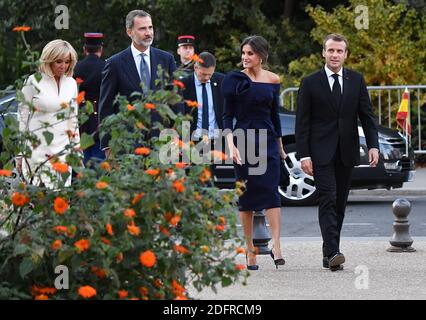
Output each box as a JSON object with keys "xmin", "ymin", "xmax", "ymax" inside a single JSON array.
[{"xmin": 222, "ymin": 36, "xmax": 287, "ymax": 270}]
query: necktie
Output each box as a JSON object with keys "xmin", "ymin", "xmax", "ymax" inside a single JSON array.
[
  {"xmin": 140, "ymin": 53, "xmax": 150, "ymax": 91},
  {"xmin": 331, "ymin": 73, "xmax": 342, "ymax": 108},
  {"xmin": 201, "ymin": 83, "xmax": 209, "ymax": 132}
]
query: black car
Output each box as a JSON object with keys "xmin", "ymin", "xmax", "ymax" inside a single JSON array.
[
  {"xmin": 213, "ymin": 109, "xmax": 415, "ymax": 206},
  {"xmin": 0, "ymin": 93, "xmax": 415, "ymax": 206}
]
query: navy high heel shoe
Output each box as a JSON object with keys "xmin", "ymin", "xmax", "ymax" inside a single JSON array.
[
  {"xmin": 245, "ymin": 250, "xmax": 259, "ymax": 271},
  {"xmin": 270, "ymin": 249, "xmax": 285, "ymax": 269}
]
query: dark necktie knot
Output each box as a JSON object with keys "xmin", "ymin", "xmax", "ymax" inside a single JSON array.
[{"xmin": 332, "ymin": 73, "xmax": 339, "ymax": 81}]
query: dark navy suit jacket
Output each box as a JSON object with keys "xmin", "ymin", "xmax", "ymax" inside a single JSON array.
[{"xmin": 98, "ymin": 46, "xmax": 176, "ymax": 148}]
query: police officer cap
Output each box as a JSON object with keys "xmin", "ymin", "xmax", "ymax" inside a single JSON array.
[
  {"xmin": 177, "ymin": 35, "xmax": 195, "ymax": 47},
  {"xmin": 84, "ymin": 32, "xmax": 104, "ymax": 47}
]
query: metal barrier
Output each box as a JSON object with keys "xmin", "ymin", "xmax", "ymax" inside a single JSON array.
[
  {"xmin": 0, "ymin": 90, "xmax": 14, "ymax": 99},
  {"xmin": 280, "ymin": 85, "xmax": 426, "ymax": 154}
]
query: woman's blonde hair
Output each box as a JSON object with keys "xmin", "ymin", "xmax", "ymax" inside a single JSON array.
[{"xmin": 39, "ymin": 39, "xmax": 78, "ymax": 77}]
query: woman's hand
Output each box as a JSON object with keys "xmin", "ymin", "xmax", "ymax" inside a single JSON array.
[
  {"xmin": 230, "ymin": 144, "xmax": 242, "ymax": 165},
  {"xmin": 279, "ymin": 148, "xmax": 287, "ymax": 160}
]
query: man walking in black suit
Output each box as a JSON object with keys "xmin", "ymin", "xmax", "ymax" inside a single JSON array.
[
  {"xmin": 74, "ymin": 32, "xmax": 106, "ymax": 165},
  {"xmin": 98, "ymin": 9, "xmax": 176, "ymax": 155},
  {"xmin": 295, "ymin": 34, "xmax": 379, "ymax": 271},
  {"xmin": 181, "ymin": 51, "xmax": 224, "ymax": 140}
]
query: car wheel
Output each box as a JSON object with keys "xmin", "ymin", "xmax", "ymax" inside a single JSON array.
[{"xmin": 279, "ymin": 144, "xmax": 318, "ymax": 206}]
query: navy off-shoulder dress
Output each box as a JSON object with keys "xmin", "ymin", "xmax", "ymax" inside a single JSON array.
[{"xmin": 222, "ymin": 71, "xmax": 282, "ymax": 211}]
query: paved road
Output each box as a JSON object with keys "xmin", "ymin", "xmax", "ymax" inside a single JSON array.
[{"xmin": 235, "ymin": 197, "xmax": 426, "ymax": 237}]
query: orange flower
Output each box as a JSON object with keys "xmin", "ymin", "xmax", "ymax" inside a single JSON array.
[
  {"xmin": 175, "ymin": 162, "xmax": 188, "ymax": 169},
  {"xmin": 235, "ymin": 264, "xmax": 245, "ymax": 271},
  {"xmin": 219, "ymin": 216, "xmax": 226, "ymax": 225},
  {"xmin": 66, "ymin": 225, "xmax": 77, "ymax": 238},
  {"xmin": 75, "ymin": 77, "xmax": 84, "ymax": 85},
  {"xmin": 78, "ymin": 286, "xmax": 96, "ymax": 298},
  {"xmin": 144, "ymin": 103, "xmax": 155, "ymax": 110},
  {"xmin": 164, "ymin": 212, "xmax": 173, "ymax": 221},
  {"xmin": 236, "ymin": 247, "xmax": 245, "ymax": 254},
  {"xmin": 101, "ymin": 237, "xmax": 111, "ymax": 245},
  {"xmin": 131, "ymin": 192, "xmax": 145, "ymax": 205},
  {"xmin": 124, "ymin": 208, "xmax": 136, "ymax": 218},
  {"xmin": 31, "ymin": 286, "xmax": 57, "ymax": 297},
  {"xmin": 127, "ymin": 104, "xmax": 135, "ymax": 111},
  {"xmin": 173, "ymin": 79, "xmax": 185, "ymax": 89},
  {"xmin": 35, "ymin": 294, "xmax": 48, "ymax": 300},
  {"xmin": 52, "ymin": 162, "xmax": 69, "ymax": 174},
  {"xmin": 106, "ymin": 223, "xmax": 114, "ymax": 236},
  {"xmin": 193, "ymin": 192, "xmax": 202, "ymax": 201},
  {"xmin": 76, "ymin": 91, "xmax": 85, "ymax": 105},
  {"xmin": 116, "ymin": 252, "xmax": 124, "ymax": 263},
  {"xmin": 100, "ymin": 161, "xmax": 111, "ymax": 172},
  {"xmin": 185, "ymin": 100, "xmax": 199, "ymax": 108},
  {"xmin": 174, "ymin": 295, "xmax": 188, "ymax": 300},
  {"xmin": 145, "ymin": 169, "xmax": 160, "ymax": 176},
  {"xmin": 127, "ymin": 222, "xmax": 141, "ymax": 236},
  {"xmin": 199, "ymin": 168, "xmax": 212, "ymax": 183},
  {"xmin": 135, "ymin": 147, "xmax": 150, "ymax": 155},
  {"xmin": 215, "ymin": 225, "xmax": 225, "ymax": 232},
  {"xmin": 171, "ymin": 279, "xmax": 185, "ymax": 297},
  {"xmin": 91, "ymin": 266, "xmax": 106, "ymax": 278},
  {"xmin": 172, "ymin": 180, "xmax": 185, "ymax": 193},
  {"xmin": 74, "ymin": 239, "xmax": 90, "ymax": 252},
  {"xmin": 139, "ymin": 287, "xmax": 149, "ymax": 296},
  {"xmin": 11, "ymin": 192, "xmax": 30, "ymax": 207},
  {"xmin": 53, "ymin": 226, "xmax": 68, "ymax": 234},
  {"xmin": 153, "ymin": 279, "xmax": 162, "ymax": 288},
  {"xmin": 118, "ymin": 290, "xmax": 128, "ymax": 299},
  {"xmin": 170, "ymin": 215, "xmax": 181, "ymax": 226},
  {"xmin": 191, "ymin": 54, "xmax": 204, "ymax": 64},
  {"xmin": 53, "ymin": 197, "xmax": 69, "ymax": 215},
  {"xmin": 51, "ymin": 240, "xmax": 62, "ymax": 251},
  {"xmin": 96, "ymin": 181, "xmax": 109, "ymax": 189},
  {"xmin": 139, "ymin": 250, "xmax": 157, "ymax": 268},
  {"xmin": 0, "ymin": 169, "xmax": 12, "ymax": 177},
  {"xmin": 159, "ymin": 225, "xmax": 170, "ymax": 237},
  {"xmin": 174, "ymin": 244, "xmax": 190, "ymax": 254},
  {"xmin": 13, "ymin": 26, "xmax": 31, "ymax": 32},
  {"xmin": 200, "ymin": 245, "xmax": 209, "ymax": 253}
]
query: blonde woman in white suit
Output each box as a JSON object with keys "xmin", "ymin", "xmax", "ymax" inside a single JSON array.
[{"xmin": 17, "ymin": 39, "xmax": 80, "ymax": 188}]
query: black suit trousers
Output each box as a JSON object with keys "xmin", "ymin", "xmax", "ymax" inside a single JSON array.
[{"xmin": 313, "ymin": 149, "xmax": 353, "ymax": 257}]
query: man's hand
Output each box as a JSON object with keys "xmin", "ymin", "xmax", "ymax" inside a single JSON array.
[
  {"xmin": 369, "ymin": 148, "xmax": 379, "ymax": 167},
  {"xmin": 301, "ymin": 159, "xmax": 313, "ymax": 176},
  {"xmin": 105, "ymin": 148, "xmax": 111, "ymax": 159}
]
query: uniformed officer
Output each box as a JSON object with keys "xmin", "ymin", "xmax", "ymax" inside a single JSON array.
[
  {"xmin": 176, "ymin": 35, "xmax": 196, "ymax": 77},
  {"xmin": 74, "ymin": 32, "xmax": 106, "ymax": 165}
]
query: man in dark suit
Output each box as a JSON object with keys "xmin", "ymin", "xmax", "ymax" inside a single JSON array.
[
  {"xmin": 295, "ymin": 33, "xmax": 379, "ymax": 271},
  {"xmin": 98, "ymin": 9, "xmax": 176, "ymax": 155},
  {"xmin": 181, "ymin": 51, "xmax": 224, "ymax": 167},
  {"xmin": 181, "ymin": 51, "xmax": 224, "ymax": 139},
  {"xmin": 74, "ymin": 32, "xmax": 106, "ymax": 165}
]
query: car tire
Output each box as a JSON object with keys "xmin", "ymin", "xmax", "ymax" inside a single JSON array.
[{"xmin": 279, "ymin": 144, "xmax": 318, "ymax": 206}]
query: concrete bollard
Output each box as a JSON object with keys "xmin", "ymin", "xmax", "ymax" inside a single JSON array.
[
  {"xmin": 387, "ymin": 198, "xmax": 416, "ymax": 252},
  {"xmin": 252, "ymin": 210, "xmax": 272, "ymax": 255}
]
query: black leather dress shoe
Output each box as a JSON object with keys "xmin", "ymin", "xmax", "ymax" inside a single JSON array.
[
  {"xmin": 322, "ymin": 257, "xmax": 344, "ymax": 271},
  {"xmin": 327, "ymin": 253, "xmax": 345, "ymax": 271}
]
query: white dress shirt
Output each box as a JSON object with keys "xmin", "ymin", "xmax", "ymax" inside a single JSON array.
[
  {"xmin": 193, "ymin": 73, "xmax": 219, "ymax": 139},
  {"xmin": 130, "ymin": 43, "xmax": 151, "ymax": 80}
]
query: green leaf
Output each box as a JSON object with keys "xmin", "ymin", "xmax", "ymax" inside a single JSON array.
[
  {"xmin": 42, "ymin": 131, "xmax": 54, "ymax": 145},
  {"xmin": 58, "ymin": 249, "xmax": 75, "ymax": 264},
  {"xmin": 19, "ymin": 257, "xmax": 34, "ymax": 279},
  {"xmin": 80, "ymin": 133, "xmax": 95, "ymax": 150}
]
